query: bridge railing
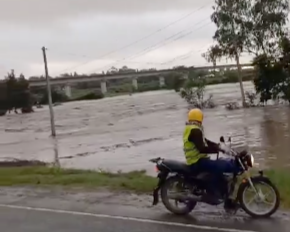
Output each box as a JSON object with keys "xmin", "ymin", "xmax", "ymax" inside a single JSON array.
[{"xmin": 28, "ymin": 63, "xmax": 253, "ymax": 84}]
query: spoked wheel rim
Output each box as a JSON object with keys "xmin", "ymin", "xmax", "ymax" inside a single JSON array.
[
  {"xmin": 167, "ymin": 180, "xmax": 191, "ymax": 211},
  {"xmin": 242, "ymin": 181, "xmax": 277, "ymax": 216}
]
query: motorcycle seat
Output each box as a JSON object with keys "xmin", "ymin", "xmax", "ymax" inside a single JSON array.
[{"xmin": 162, "ymin": 159, "xmax": 192, "ymax": 174}]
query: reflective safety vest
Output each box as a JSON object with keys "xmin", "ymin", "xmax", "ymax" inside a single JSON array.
[{"xmin": 183, "ymin": 123, "xmax": 208, "ymax": 165}]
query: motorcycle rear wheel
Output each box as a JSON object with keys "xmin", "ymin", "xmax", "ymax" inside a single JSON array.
[{"xmin": 160, "ymin": 176, "xmax": 197, "ymax": 215}]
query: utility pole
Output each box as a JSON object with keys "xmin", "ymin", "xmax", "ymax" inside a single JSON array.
[{"xmin": 42, "ymin": 46, "xmax": 56, "ymax": 137}]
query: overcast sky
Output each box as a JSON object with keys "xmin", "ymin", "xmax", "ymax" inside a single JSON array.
[{"xmin": 0, "ymin": 0, "xmax": 257, "ymax": 78}]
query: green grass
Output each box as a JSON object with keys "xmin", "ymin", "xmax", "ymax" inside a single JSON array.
[
  {"xmin": 264, "ymin": 169, "xmax": 290, "ymax": 208},
  {"xmin": 0, "ymin": 166, "xmax": 289, "ymax": 208},
  {"xmin": 0, "ymin": 167, "xmax": 157, "ymax": 192}
]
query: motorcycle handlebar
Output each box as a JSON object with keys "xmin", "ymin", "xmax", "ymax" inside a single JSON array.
[{"xmin": 219, "ymin": 135, "xmax": 238, "ymax": 157}]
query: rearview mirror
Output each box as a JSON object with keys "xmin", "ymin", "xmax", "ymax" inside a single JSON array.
[{"xmin": 220, "ymin": 136, "xmax": 225, "ymax": 143}]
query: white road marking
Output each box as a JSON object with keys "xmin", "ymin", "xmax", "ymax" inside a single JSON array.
[{"xmin": 0, "ymin": 203, "xmax": 257, "ymax": 232}]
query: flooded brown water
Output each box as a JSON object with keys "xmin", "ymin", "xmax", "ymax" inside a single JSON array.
[{"xmin": 1, "ymin": 81, "xmax": 290, "ymax": 174}]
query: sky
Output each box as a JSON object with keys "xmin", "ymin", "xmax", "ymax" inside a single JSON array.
[{"xmin": 0, "ymin": 0, "xmax": 264, "ymax": 78}]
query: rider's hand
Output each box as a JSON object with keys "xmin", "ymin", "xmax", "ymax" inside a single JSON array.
[
  {"xmin": 218, "ymin": 143, "xmax": 225, "ymax": 153},
  {"xmin": 219, "ymin": 143, "xmax": 230, "ymax": 154}
]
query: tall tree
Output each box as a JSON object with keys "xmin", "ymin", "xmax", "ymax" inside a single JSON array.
[
  {"xmin": 211, "ymin": 0, "xmax": 250, "ymax": 106},
  {"xmin": 210, "ymin": 0, "xmax": 289, "ymax": 106},
  {"xmin": 244, "ymin": 0, "xmax": 289, "ymax": 57}
]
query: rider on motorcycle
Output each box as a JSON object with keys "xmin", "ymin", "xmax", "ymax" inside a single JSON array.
[{"xmin": 183, "ymin": 108, "xmax": 239, "ymax": 209}]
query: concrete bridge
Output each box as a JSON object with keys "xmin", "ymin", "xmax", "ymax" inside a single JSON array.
[{"xmin": 29, "ymin": 63, "xmax": 252, "ymax": 98}]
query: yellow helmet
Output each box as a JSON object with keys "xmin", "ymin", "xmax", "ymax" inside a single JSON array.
[{"xmin": 188, "ymin": 108, "xmax": 203, "ymax": 122}]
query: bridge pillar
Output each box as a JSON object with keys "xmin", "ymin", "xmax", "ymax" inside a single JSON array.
[
  {"xmin": 159, "ymin": 76, "xmax": 165, "ymax": 88},
  {"xmin": 64, "ymin": 85, "xmax": 72, "ymax": 98},
  {"xmin": 132, "ymin": 77, "xmax": 138, "ymax": 90},
  {"xmin": 101, "ymin": 81, "xmax": 107, "ymax": 94}
]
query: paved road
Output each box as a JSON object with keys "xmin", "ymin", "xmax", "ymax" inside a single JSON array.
[
  {"xmin": 0, "ymin": 206, "xmax": 248, "ymax": 232},
  {"xmin": 0, "ymin": 187, "xmax": 289, "ymax": 232},
  {"xmin": 0, "ymin": 204, "xmax": 289, "ymax": 232}
]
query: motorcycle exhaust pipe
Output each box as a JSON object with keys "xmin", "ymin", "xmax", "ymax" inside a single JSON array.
[{"xmin": 168, "ymin": 193, "xmax": 202, "ymax": 201}]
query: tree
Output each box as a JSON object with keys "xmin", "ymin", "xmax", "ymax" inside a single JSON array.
[
  {"xmin": 107, "ymin": 66, "xmax": 118, "ymax": 74},
  {"xmin": 179, "ymin": 72, "xmax": 215, "ymax": 109},
  {"xmin": 164, "ymin": 73, "xmax": 185, "ymax": 92},
  {"xmin": 39, "ymin": 88, "xmax": 68, "ymax": 105},
  {"xmin": 202, "ymin": 45, "xmax": 223, "ymax": 75},
  {"xmin": 249, "ymin": 0, "xmax": 289, "ymax": 103},
  {"xmin": 244, "ymin": 0, "xmax": 289, "ymax": 57},
  {"xmin": 211, "ymin": 0, "xmax": 250, "ymax": 106},
  {"xmin": 60, "ymin": 73, "xmax": 72, "ymax": 78},
  {"xmin": 0, "ymin": 71, "xmax": 34, "ymax": 114},
  {"xmin": 210, "ymin": 0, "xmax": 289, "ymax": 106},
  {"xmin": 118, "ymin": 66, "xmax": 136, "ymax": 73},
  {"xmin": 253, "ymin": 36, "xmax": 290, "ymax": 103}
]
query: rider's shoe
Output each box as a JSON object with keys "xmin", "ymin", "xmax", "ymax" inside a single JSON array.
[{"xmin": 224, "ymin": 198, "xmax": 238, "ymax": 211}]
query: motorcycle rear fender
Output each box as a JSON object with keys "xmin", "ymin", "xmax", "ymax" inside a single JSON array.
[{"xmin": 152, "ymin": 171, "xmax": 169, "ymax": 205}]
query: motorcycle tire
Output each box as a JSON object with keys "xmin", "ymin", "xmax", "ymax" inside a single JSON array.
[
  {"xmin": 237, "ymin": 177, "xmax": 280, "ymax": 218},
  {"xmin": 160, "ymin": 176, "xmax": 197, "ymax": 215}
]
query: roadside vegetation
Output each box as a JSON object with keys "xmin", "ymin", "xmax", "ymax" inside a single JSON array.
[
  {"xmin": 201, "ymin": 0, "xmax": 290, "ymax": 109},
  {"xmin": 0, "ymin": 70, "xmax": 34, "ymax": 115},
  {"xmin": 0, "ymin": 164, "xmax": 289, "ymax": 208},
  {"xmin": 0, "ymin": 166, "xmax": 156, "ymax": 192}
]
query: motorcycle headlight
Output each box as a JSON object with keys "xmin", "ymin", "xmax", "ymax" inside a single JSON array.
[{"xmin": 249, "ymin": 154, "xmax": 254, "ymax": 167}]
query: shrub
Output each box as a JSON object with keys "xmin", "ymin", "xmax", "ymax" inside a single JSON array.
[
  {"xmin": 39, "ymin": 89, "xmax": 68, "ymax": 104},
  {"xmin": 72, "ymin": 91, "xmax": 104, "ymax": 101}
]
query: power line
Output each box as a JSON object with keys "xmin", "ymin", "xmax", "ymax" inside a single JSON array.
[
  {"xmin": 48, "ymin": 49, "xmax": 163, "ymax": 66},
  {"xmin": 128, "ymin": 20, "xmax": 210, "ymax": 59},
  {"xmin": 91, "ymin": 19, "xmax": 212, "ymax": 73},
  {"xmin": 54, "ymin": 3, "xmax": 213, "ymax": 75},
  {"xmin": 161, "ymin": 34, "xmax": 256, "ymax": 67},
  {"xmin": 160, "ymin": 43, "xmax": 213, "ymax": 65}
]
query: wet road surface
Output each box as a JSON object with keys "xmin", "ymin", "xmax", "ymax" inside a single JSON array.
[
  {"xmin": 0, "ymin": 199, "xmax": 289, "ymax": 232},
  {"xmin": 1, "ymin": 81, "xmax": 290, "ymax": 172},
  {"xmin": 0, "ymin": 206, "xmax": 249, "ymax": 232},
  {"xmin": 0, "ymin": 187, "xmax": 289, "ymax": 232}
]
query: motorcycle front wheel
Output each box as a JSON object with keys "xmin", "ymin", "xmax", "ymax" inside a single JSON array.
[{"xmin": 237, "ymin": 177, "xmax": 280, "ymax": 218}]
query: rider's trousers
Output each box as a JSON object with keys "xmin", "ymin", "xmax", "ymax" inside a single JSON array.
[{"xmin": 189, "ymin": 157, "xmax": 239, "ymax": 198}]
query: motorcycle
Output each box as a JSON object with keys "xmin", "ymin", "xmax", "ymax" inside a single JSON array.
[{"xmin": 149, "ymin": 136, "xmax": 280, "ymax": 218}]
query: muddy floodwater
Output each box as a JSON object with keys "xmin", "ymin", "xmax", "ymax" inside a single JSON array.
[{"xmin": 1, "ymin": 81, "xmax": 290, "ymax": 174}]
